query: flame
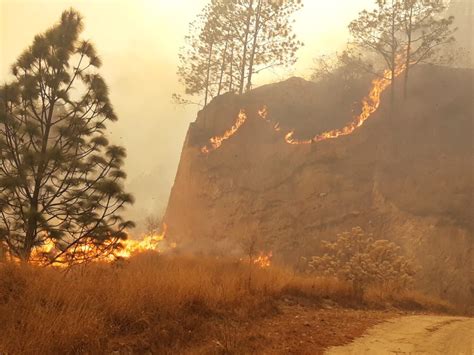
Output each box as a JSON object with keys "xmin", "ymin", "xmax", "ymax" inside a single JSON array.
[
  {"xmin": 201, "ymin": 109, "xmax": 248, "ymax": 154},
  {"xmin": 27, "ymin": 223, "xmax": 169, "ymax": 266},
  {"xmin": 241, "ymin": 251, "xmax": 273, "ymax": 268},
  {"xmin": 253, "ymin": 251, "xmax": 272, "ymax": 268},
  {"xmin": 285, "ymin": 131, "xmax": 312, "ymax": 145},
  {"xmin": 311, "ymin": 65, "xmax": 405, "ymax": 143},
  {"xmin": 202, "ymin": 62, "xmax": 407, "ymax": 152},
  {"xmin": 116, "ymin": 223, "xmax": 168, "ymax": 259},
  {"xmin": 258, "ymin": 106, "xmax": 269, "ymax": 120}
]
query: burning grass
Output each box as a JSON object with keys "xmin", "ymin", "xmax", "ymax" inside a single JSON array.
[{"xmin": 0, "ymin": 253, "xmax": 453, "ymax": 354}]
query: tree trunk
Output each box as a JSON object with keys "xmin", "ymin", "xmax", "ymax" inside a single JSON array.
[
  {"xmin": 390, "ymin": 1, "xmax": 397, "ymax": 117},
  {"xmin": 390, "ymin": 67, "xmax": 396, "ymax": 117},
  {"xmin": 22, "ymin": 93, "xmax": 56, "ymax": 261},
  {"xmin": 239, "ymin": 0, "xmax": 254, "ymax": 95},
  {"xmin": 217, "ymin": 40, "xmax": 229, "ymax": 96},
  {"xmin": 246, "ymin": 0, "xmax": 262, "ymax": 92},
  {"xmin": 204, "ymin": 42, "xmax": 214, "ymax": 106},
  {"xmin": 229, "ymin": 44, "xmax": 234, "ymax": 92},
  {"xmin": 404, "ymin": 8, "xmax": 413, "ymax": 100}
]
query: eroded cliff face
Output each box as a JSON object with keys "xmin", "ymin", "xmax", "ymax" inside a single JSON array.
[{"xmin": 165, "ymin": 66, "xmax": 473, "ymax": 305}]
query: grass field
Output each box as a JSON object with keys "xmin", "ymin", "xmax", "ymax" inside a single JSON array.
[{"xmin": 0, "ymin": 253, "xmax": 453, "ymax": 354}]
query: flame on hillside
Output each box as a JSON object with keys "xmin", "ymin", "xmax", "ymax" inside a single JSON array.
[
  {"xmin": 284, "ymin": 64, "xmax": 406, "ymax": 145},
  {"xmin": 201, "ymin": 109, "xmax": 248, "ymax": 154},
  {"xmin": 202, "ymin": 63, "xmax": 406, "ymax": 152}
]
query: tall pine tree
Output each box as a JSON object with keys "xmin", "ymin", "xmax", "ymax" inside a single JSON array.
[{"xmin": 0, "ymin": 9, "xmax": 134, "ymax": 264}]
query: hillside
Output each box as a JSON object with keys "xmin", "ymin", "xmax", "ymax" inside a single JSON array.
[{"xmin": 164, "ymin": 65, "xmax": 474, "ymax": 305}]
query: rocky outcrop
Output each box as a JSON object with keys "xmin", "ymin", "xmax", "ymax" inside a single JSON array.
[{"xmin": 165, "ymin": 66, "xmax": 473, "ymax": 305}]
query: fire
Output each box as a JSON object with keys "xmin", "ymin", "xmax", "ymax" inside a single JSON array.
[
  {"xmin": 241, "ymin": 251, "xmax": 273, "ymax": 268},
  {"xmin": 253, "ymin": 251, "xmax": 273, "ymax": 268},
  {"xmin": 285, "ymin": 131, "xmax": 312, "ymax": 145},
  {"xmin": 258, "ymin": 106, "xmax": 269, "ymax": 120},
  {"xmin": 201, "ymin": 109, "xmax": 248, "ymax": 154},
  {"xmin": 310, "ymin": 65, "xmax": 406, "ymax": 143},
  {"xmin": 202, "ymin": 62, "xmax": 407, "ymax": 152},
  {"xmin": 28, "ymin": 224, "xmax": 169, "ymax": 267},
  {"xmin": 116, "ymin": 223, "xmax": 168, "ymax": 259}
]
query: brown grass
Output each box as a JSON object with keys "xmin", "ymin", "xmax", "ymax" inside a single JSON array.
[{"xmin": 0, "ymin": 253, "xmax": 452, "ymax": 354}]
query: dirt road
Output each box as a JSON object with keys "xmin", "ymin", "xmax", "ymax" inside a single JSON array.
[{"xmin": 326, "ymin": 315, "xmax": 473, "ymax": 355}]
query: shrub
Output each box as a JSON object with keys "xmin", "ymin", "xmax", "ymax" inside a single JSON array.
[{"xmin": 308, "ymin": 227, "xmax": 416, "ymax": 297}]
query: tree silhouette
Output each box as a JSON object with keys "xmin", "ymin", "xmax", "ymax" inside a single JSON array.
[
  {"xmin": 349, "ymin": 0, "xmax": 456, "ymax": 104},
  {"xmin": 0, "ymin": 9, "xmax": 134, "ymax": 264},
  {"xmin": 400, "ymin": 0, "xmax": 455, "ymax": 98},
  {"xmin": 176, "ymin": 0, "xmax": 303, "ymax": 107}
]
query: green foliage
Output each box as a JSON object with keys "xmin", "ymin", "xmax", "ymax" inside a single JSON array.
[
  {"xmin": 176, "ymin": 0, "xmax": 303, "ymax": 106},
  {"xmin": 0, "ymin": 9, "xmax": 134, "ymax": 264},
  {"xmin": 308, "ymin": 227, "xmax": 416, "ymax": 297}
]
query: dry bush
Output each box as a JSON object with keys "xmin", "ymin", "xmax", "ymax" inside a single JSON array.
[
  {"xmin": 0, "ymin": 253, "xmax": 451, "ymax": 354},
  {"xmin": 309, "ymin": 227, "xmax": 416, "ymax": 297}
]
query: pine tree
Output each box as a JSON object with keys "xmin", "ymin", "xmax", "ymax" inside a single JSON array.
[
  {"xmin": 349, "ymin": 0, "xmax": 456, "ymax": 104},
  {"xmin": 175, "ymin": 0, "xmax": 303, "ymax": 106},
  {"xmin": 349, "ymin": 0, "xmax": 404, "ymax": 108},
  {"xmin": 0, "ymin": 9, "xmax": 134, "ymax": 264},
  {"xmin": 400, "ymin": 0, "xmax": 455, "ymax": 98}
]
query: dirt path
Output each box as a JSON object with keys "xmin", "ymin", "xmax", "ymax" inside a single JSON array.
[{"xmin": 325, "ymin": 315, "xmax": 474, "ymax": 355}]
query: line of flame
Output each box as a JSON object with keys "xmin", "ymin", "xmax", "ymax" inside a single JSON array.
[
  {"xmin": 203, "ymin": 64, "xmax": 406, "ymax": 152},
  {"xmin": 301, "ymin": 65, "xmax": 405, "ymax": 144},
  {"xmin": 201, "ymin": 109, "xmax": 248, "ymax": 154}
]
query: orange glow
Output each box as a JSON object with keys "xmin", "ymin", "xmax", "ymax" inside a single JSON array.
[
  {"xmin": 202, "ymin": 62, "xmax": 406, "ymax": 152},
  {"xmin": 253, "ymin": 251, "xmax": 273, "ymax": 268},
  {"xmin": 311, "ymin": 65, "xmax": 405, "ymax": 143},
  {"xmin": 28, "ymin": 224, "xmax": 169, "ymax": 267},
  {"xmin": 201, "ymin": 109, "xmax": 248, "ymax": 154}
]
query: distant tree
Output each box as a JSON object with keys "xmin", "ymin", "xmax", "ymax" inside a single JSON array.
[
  {"xmin": 311, "ymin": 52, "xmax": 371, "ymax": 94},
  {"xmin": 237, "ymin": 0, "xmax": 303, "ymax": 93},
  {"xmin": 175, "ymin": 0, "xmax": 303, "ymax": 107},
  {"xmin": 308, "ymin": 227, "xmax": 415, "ymax": 298},
  {"xmin": 176, "ymin": 3, "xmax": 221, "ymax": 107},
  {"xmin": 349, "ymin": 0, "xmax": 456, "ymax": 103},
  {"xmin": 0, "ymin": 9, "xmax": 134, "ymax": 264},
  {"xmin": 399, "ymin": 0, "xmax": 456, "ymax": 98},
  {"xmin": 145, "ymin": 214, "xmax": 162, "ymax": 236},
  {"xmin": 349, "ymin": 0, "xmax": 404, "ymax": 107}
]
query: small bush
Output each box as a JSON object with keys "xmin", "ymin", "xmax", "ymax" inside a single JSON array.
[{"xmin": 308, "ymin": 227, "xmax": 416, "ymax": 297}]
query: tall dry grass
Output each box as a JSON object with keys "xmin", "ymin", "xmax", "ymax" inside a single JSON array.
[{"xmin": 0, "ymin": 253, "xmax": 451, "ymax": 354}]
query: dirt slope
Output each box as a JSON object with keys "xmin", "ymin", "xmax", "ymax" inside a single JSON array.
[
  {"xmin": 326, "ymin": 315, "xmax": 474, "ymax": 355},
  {"xmin": 165, "ymin": 65, "xmax": 474, "ymax": 305}
]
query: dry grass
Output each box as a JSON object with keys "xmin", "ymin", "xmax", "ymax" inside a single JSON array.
[
  {"xmin": 0, "ymin": 253, "xmax": 452, "ymax": 354},
  {"xmin": 364, "ymin": 285, "xmax": 454, "ymax": 313}
]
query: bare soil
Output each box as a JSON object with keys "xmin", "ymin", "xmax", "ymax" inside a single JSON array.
[
  {"xmin": 183, "ymin": 299, "xmax": 401, "ymax": 354},
  {"xmin": 326, "ymin": 315, "xmax": 474, "ymax": 355}
]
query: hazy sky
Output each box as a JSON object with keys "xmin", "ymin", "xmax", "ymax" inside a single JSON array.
[{"xmin": 0, "ymin": 0, "xmax": 375, "ymax": 224}]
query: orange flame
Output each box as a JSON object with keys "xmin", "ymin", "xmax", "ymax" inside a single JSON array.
[
  {"xmin": 202, "ymin": 62, "xmax": 406, "ymax": 152},
  {"xmin": 241, "ymin": 251, "xmax": 273, "ymax": 268},
  {"xmin": 28, "ymin": 224, "xmax": 169, "ymax": 267},
  {"xmin": 201, "ymin": 109, "xmax": 248, "ymax": 154},
  {"xmin": 311, "ymin": 65, "xmax": 405, "ymax": 143},
  {"xmin": 253, "ymin": 251, "xmax": 272, "ymax": 268}
]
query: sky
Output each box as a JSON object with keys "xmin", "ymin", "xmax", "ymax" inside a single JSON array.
[{"xmin": 0, "ymin": 0, "xmax": 376, "ymax": 225}]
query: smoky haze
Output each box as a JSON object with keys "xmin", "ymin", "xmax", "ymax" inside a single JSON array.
[{"xmin": 1, "ymin": 0, "xmax": 470, "ymax": 233}]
